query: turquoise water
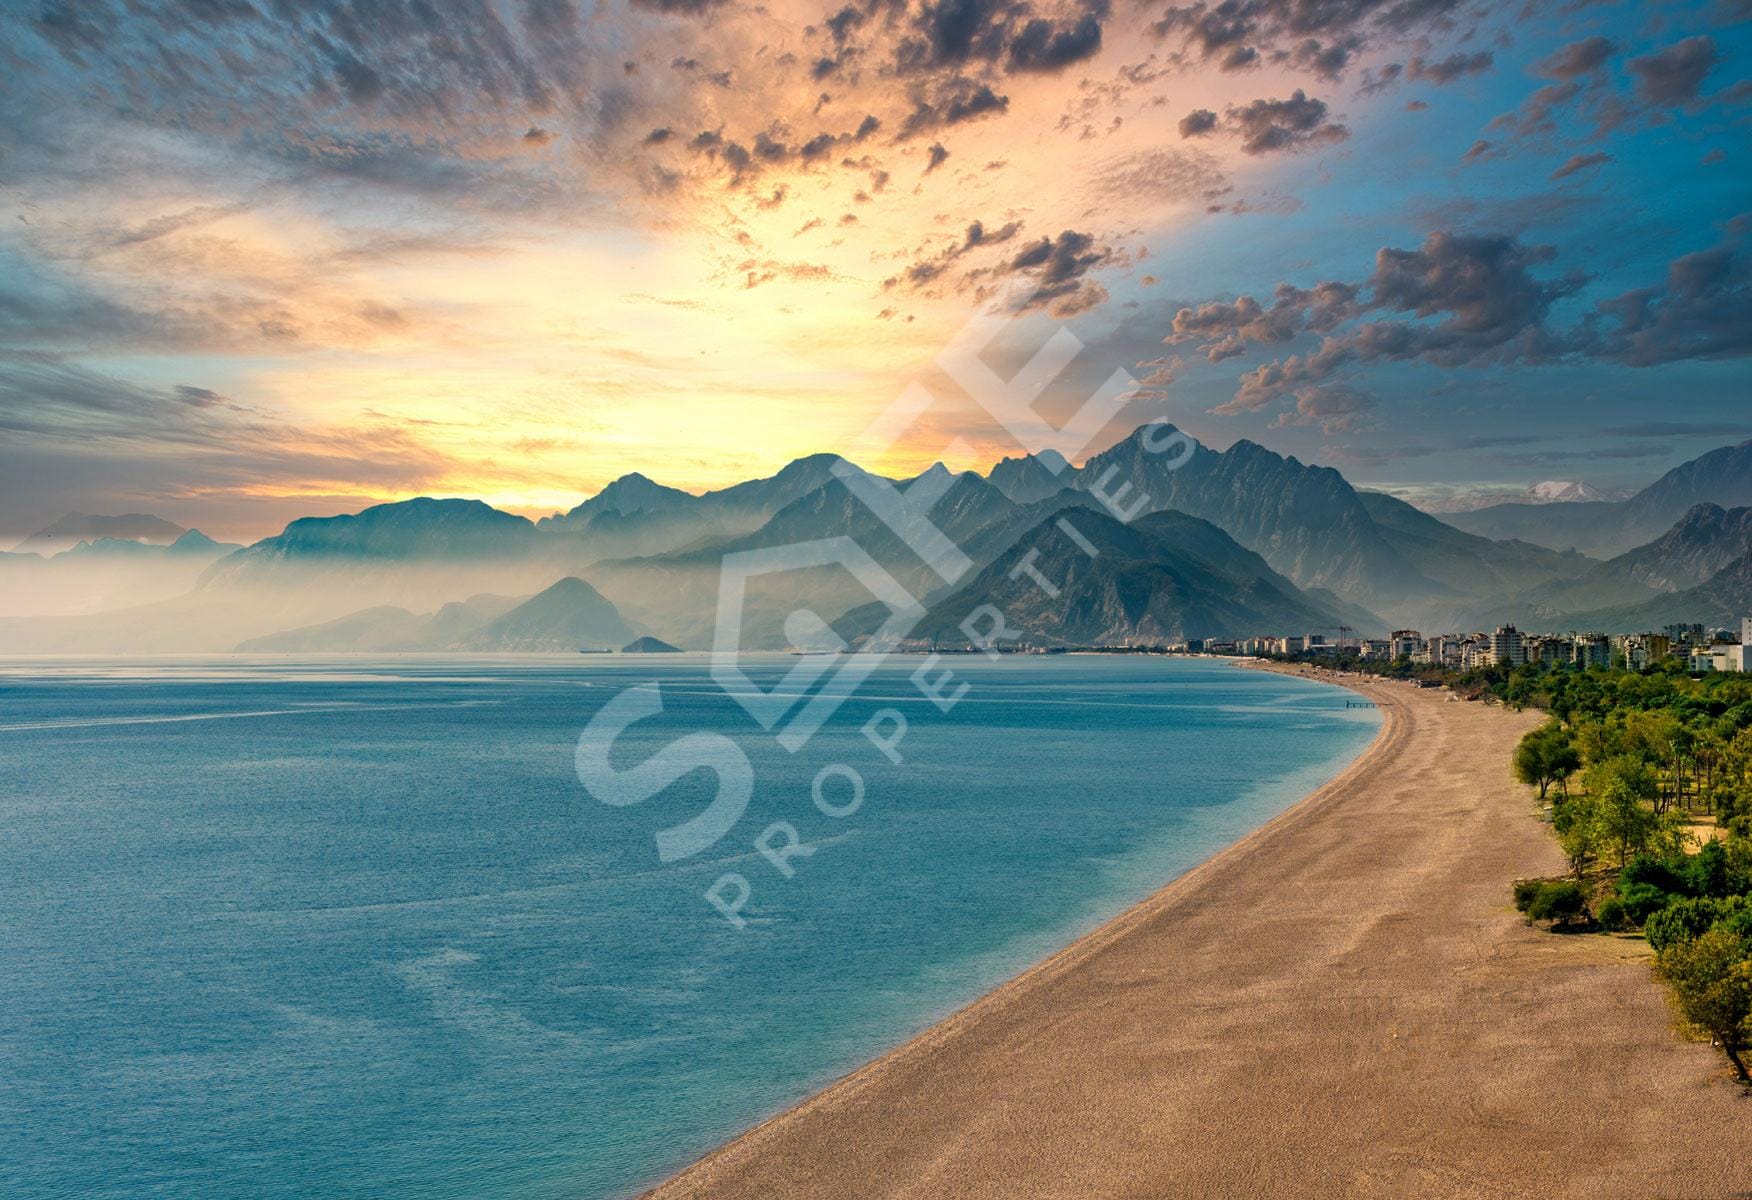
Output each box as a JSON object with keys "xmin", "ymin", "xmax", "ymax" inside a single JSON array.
[{"xmin": 0, "ymin": 654, "xmax": 1377, "ymax": 1199}]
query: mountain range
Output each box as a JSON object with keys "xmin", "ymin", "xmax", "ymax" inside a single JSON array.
[
  {"xmin": 3, "ymin": 426, "xmax": 1747, "ymax": 653},
  {"xmin": 1445, "ymin": 441, "xmax": 1752, "ymax": 558}
]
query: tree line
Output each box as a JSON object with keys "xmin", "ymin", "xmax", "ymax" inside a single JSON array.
[{"xmin": 1270, "ymin": 650, "xmax": 1752, "ymax": 1085}]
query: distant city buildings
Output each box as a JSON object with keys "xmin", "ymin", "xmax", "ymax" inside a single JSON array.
[{"xmin": 1230, "ymin": 613, "xmax": 1750, "ymax": 674}]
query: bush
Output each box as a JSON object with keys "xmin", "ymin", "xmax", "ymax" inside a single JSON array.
[
  {"xmin": 1596, "ymin": 897, "xmax": 1630, "ymax": 931},
  {"xmin": 1685, "ymin": 839, "xmax": 1736, "ymax": 899},
  {"xmin": 1512, "ymin": 878, "xmax": 1544, "ymax": 913},
  {"xmin": 1527, "ymin": 880, "xmax": 1589, "ymax": 926},
  {"xmin": 1622, "ymin": 853, "xmax": 1688, "ymax": 896},
  {"xmin": 1646, "ymin": 896, "xmax": 1742, "ymax": 953},
  {"xmin": 1616, "ymin": 881, "xmax": 1673, "ymax": 924},
  {"xmin": 1656, "ymin": 926, "xmax": 1752, "ymax": 1085}
]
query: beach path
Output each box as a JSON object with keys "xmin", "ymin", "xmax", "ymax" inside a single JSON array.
[{"xmin": 644, "ymin": 671, "xmax": 1752, "ymax": 1200}]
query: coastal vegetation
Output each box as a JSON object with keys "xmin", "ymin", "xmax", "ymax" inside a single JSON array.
[
  {"xmin": 1505, "ymin": 665, "xmax": 1752, "ymax": 1084},
  {"xmin": 1279, "ymin": 649, "xmax": 1752, "ymax": 1084}
]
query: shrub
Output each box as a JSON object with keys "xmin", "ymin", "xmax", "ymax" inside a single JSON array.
[
  {"xmin": 1646, "ymin": 896, "xmax": 1741, "ymax": 953},
  {"xmin": 1512, "ymin": 878, "xmax": 1544, "ymax": 913},
  {"xmin": 1596, "ymin": 897, "xmax": 1630, "ymax": 931},
  {"xmin": 1685, "ymin": 839, "xmax": 1734, "ymax": 899},
  {"xmin": 1621, "ymin": 853, "xmax": 1688, "ymax": 896},
  {"xmin": 1527, "ymin": 880, "xmax": 1589, "ymax": 927},
  {"xmin": 1615, "ymin": 881, "xmax": 1673, "ymax": 924}
]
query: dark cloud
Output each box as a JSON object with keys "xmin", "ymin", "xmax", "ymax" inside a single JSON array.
[
  {"xmin": 630, "ymin": 0, "xmax": 731, "ymax": 14},
  {"xmin": 1179, "ymin": 224, "xmax": 1751, "ymax": 416},
  {"xmin": 1549, "ymin": 151, "xmax": 1609, "ymax": 179},
  {"xmin": 1176, "ymin": 232, "xmax": 1586, "ymax": 412},
  {"xmin": 1226, "ymin": 90, "xmax": 1349, "ymax": 154},
  {"xmin": 1268, "ymin": 383, "xmax": 1376, "ymax": 433},
  {"xmin": 1486, "ymin": 79, "xmax": 1582, "ymax": 137},
  {"xmin": 1628, "ymin": 36, "xmax": 1717, "ymax": 106},
  {"xmin": 897, "ymin": 76, "xmax": 1011, "ymax": 138},
  {"xmin": 925, "ymin": 142, "xmax": 950, "ymax": 172},
  {"xmin": 1004, "ymin": 229, "xmax": 1113, "ymax": 314},
  {"xmin": 1150, "ymin": 0, "xmax": 1465, "ymax": 78},
  {"xmin": 883, "ymin": 223, "xmax": 1113, "ymax": 315},
  {"xmin": 1008, "ymin": 10, "xmax": 1104, "ymax": 72},
  {"xmin": 1178, "ymin": 107, "xmax": 1218, "ymax": 136},
  {"xmin": 1582, "ymin": 236, "xmax": 1752, "ymax": 366},
  {"xmin": 1406, "ymin": 50, "xmax": 1493, "ymax": 84},
  {"xmin": 883, "ymin": 216, "xmax": 1024, "ymax": 290},
  {"xmin": 893, "ymin": 0, "xmax": 1107, "ymax": 77},
  {"xmin": 964, "ymin": 219, "xmax": 1023, "ymax": 248},
  {"xmin": 1535, "ymin": 35, "xmax": 1616, "ymax": 79},
  {"xmin": 1169, "ymin": 282, "xmax": 1361, "ymax": 361},
  {"xmin": 1284, "ymin": 37, "xmax": 1357, "ymax": 81},
  {"xmin": 1360, "ymin": 62, "xmax": 1403, "ymax": 94},
  {"xmin": 825, "ymin": 5, "xmax": 865, "ymax": 44}
]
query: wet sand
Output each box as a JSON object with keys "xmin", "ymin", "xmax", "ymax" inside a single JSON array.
[{"xmin": 644, "ymin": 666, "xmax": 1752, "ymax": 1199}]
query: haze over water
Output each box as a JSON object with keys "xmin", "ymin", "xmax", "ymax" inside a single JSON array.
[{"xmin": 2, "ymin": 655, "xmax": 1376, "ymax": 1199}]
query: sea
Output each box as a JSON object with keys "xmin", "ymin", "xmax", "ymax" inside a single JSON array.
[{"xmin": 0, "ymin": 653, "xmax": 1378, "ymax": 1200}]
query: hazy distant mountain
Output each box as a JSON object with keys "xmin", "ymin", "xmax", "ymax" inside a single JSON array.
[
  {"xmin": 185, "ymin": 497, "xmax": 587, "ymax": 643},
  {"xmin": 588, "ymin": 468, "xmax": 1101, "ymax": 648},
  {"xmin": 537, "ymin": 472, "xmax": 717, "ymax": 561},
  {"xmin": 1564, "ymin": 550, "xmax": 1752, "ymax": 632},
  {"xmin": 1415, "ymin": 480, "xmax": 1631, "ymax": 514},
  {"xmin": 554, "ymin": 472, "xmax": 696, "ymax": 524},
  {"xmin": 1065, "ymin": 427, "xmax": 1585, "ymax": 627},
  {"xmin": 206, "ymin": 497, "xmax": 544, "ymax": 579},
  {"xmin": 537, "ymin": 455, "xmax": 860, "ymax": 563},
  {"xmin": 12, "ymin": 512, "xmax": 187, "ymax": 557},
  {"xmin": 1460, "ymin": 502, "xmax": 1752, "ymax": 628},
  {"xmin": 621, "ymin": 635, "xmax": 681, "ymax": 653},
  {"xmin": 1448, "ymin": 441, "xmax": 1752, "ymax": 557},
  {"xmin": 0, "ymin": 525, "xmax": 241, "ymax": 619},
  {"xmin": 855, "ymin": 508, "xmax": 1374, "ymax": 647},
  {"xmin": 457, "ymin": 577, "xmax": 632, "ymax": 651},
  {"xmin": 15, "ymin": 427, "xmax": 1750, "ymax": 652},
  {"xmin": 237, "ymin": 605, "xmax": 435, "ymax": 652},
  {"xmin": 58, "ymin": 529, "xmax": 242, "ymax": 560},
  {"xmin": 1607, "ymin": 504, "xmax": 1752, "ymax": 592},
  {"xmin": 235, "ymin": 594, "xmax": 520, "ymax": 652}
]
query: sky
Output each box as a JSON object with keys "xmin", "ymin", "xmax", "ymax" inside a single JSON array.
[{"xmin": 1, "ymin": 0, "xmax": 1748, "ymax": 542}]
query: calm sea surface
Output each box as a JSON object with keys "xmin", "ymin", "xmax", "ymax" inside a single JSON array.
[{"xmin": 0, "ymin": 654, "xmax": 1377, "ymax": 1199}]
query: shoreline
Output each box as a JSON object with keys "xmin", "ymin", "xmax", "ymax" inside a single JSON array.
[
  {"xmin": 642, "ymin": 662, "xmax": 1752, "ymax": 1199},
  {"xmin": 631, "ymin": 659, "xmax": 1400, "ymax": 1194}
]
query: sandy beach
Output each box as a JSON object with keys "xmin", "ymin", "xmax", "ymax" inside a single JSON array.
[{"xmin": 645, "ymin": 666, "xmax": 1752, "ymax": 1199}]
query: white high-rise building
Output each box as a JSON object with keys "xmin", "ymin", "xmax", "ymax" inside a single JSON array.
[{"xmin": 1490, "ymin": 625, "xmax": 1526, "ymax": 667}]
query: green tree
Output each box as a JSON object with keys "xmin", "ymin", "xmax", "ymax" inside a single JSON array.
[
  {"xmin": 1657, "ymin": 926, "xmax": 1752, "ymax": 1085},
  {"xmin": 1588, "ymin": 756, "xmax": 1662, "ymax": 866},
  {"xmin": 1552, "ymin": 792, "xmax": 1602, "ymax": 879},
  {"xmin": 1514, "ymin": 723, "xmax": 1580, "ymax": 801}
]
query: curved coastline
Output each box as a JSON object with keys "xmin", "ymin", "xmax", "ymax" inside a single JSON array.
[
  {"xmin": 638, "ymin": 662, "xmax": 1400, "ymax": 1198},
  {"xmin": 642, "ymin": 663, "xmax": 1752, "ymax": 1199}
]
